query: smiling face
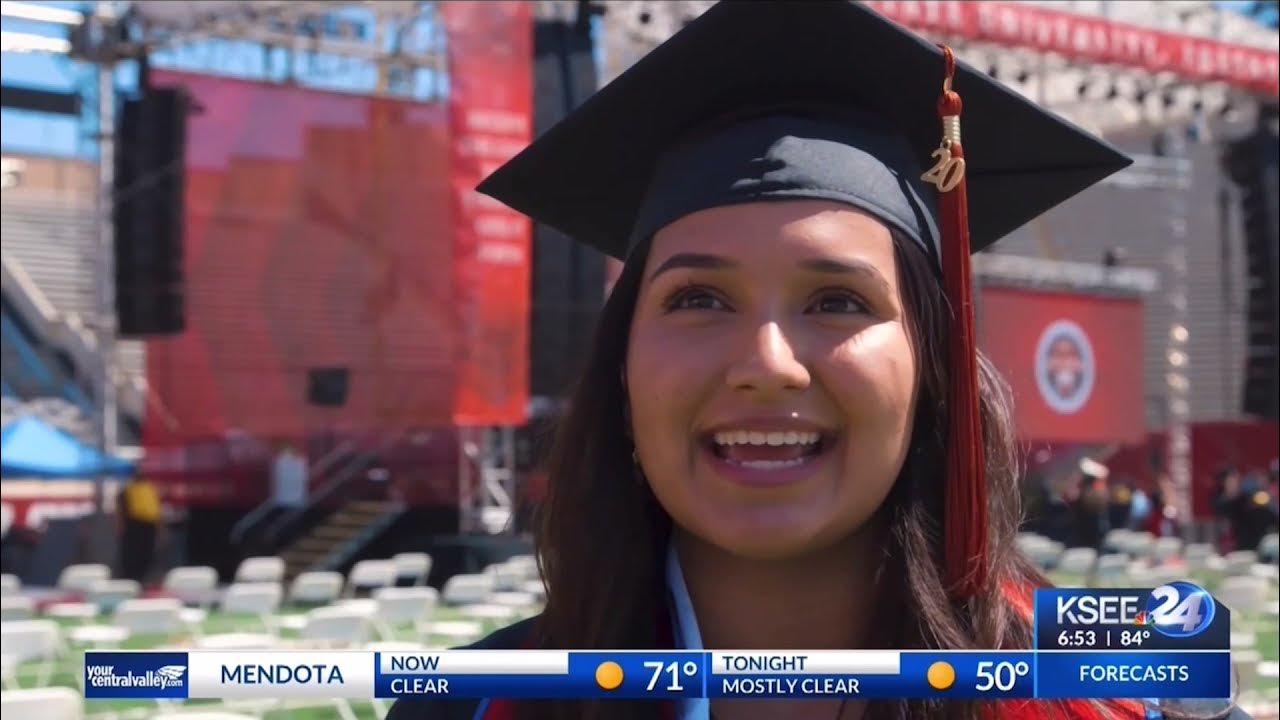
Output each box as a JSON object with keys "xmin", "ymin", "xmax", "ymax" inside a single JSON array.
[{"xmin": 625, "ymin": 199, "xmax": 920, "ymax": 559}]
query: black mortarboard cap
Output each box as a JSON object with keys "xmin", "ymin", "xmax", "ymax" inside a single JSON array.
[{"xmin": 477, "ymin": 0, "xmax": 1131, "ymax": 264}]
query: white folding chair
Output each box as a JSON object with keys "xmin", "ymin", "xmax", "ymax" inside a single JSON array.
[
  {"xmin": 56, "ymin": 564, "xmax": 110, "ymax": 594},
  {"xmin": 1183, "ymin": 543, "xmax": 1217, "ymax": 570},
  {"xmin": 1124, "ymin": 532, "xmax": 1155, "ymax": 559},
  {"xmin": 1, "ymin": 596, "xmax": 34, "ymax": 621},
  {"xmin": 1233, "ymin": 649, "xmax": 1262, "ymax": 694},
  {"xmin": 0, "ymin": 686, "xmax": 82, "ymax": 720},
  {"xmin": 1225, "ymin": 550, "xmax": 1260, "ymax": 576},
  {"xmin": 441, "ymin": 573, "xmax": 495, "ymax": 606},
  {"xmin": 194, "ymin": 632, "xmax": 281, "ymax": 650},
  {"xmin": 504, "ymin": 555, "xmax": 539, "ymax": 581},
  {"xmin": 220, "ymin": 582, "xmax": 283, "ymax": 634},
  {"xmin": 1015, "ymin": 535, "xmax": 1061, "ymax": 570},
  {"xmin": 298, "ymin": 605, "xmax": 372, "ymax": 647},
  {"xmin": 87, "ymin": 579, "xmax": 141, "ymax": 613},
  {"xmin": 373, "ymin": 586, "xmax": 438, "ymax": 639},
  {"xmin": 1150, "ymin": 537, "xmax": 1182, "ymax": 564},
  {"xmin": 422, "ymin": 620, "xmax": 484, "ymax": 646},
  {"xmin": 1056, "ymin": 547, "xmax": 1097, "ymax": 575},
  {"xmin": 461, "ymin": 603, "xmax": 520, "ymax": 631},
  {"xmin": 392, "ymin": 553, "xmax": 432, "ymax": 587},
  {"xmin": 289, "ymin": 571, "xmax": 345, "ymax": 606},
  {"xmin": 519, "ymin": 580, "xmax": 547, "ymax": 601},
  {"xmin": 0, "ymin": 620, "xmax": 65, "ymax": 688},
  {"xmin": 1094, "ymin": 553, "xmax": 1129, "ymax": 584},
  {"xmin": 0, "ymin": 574, "xmax": 18, "ymax": 597},
  {"xmin": 69, "ymin": 597, "xmax": 188, "ymax": 647},
  {"xmin": 1259, "ymin": 532, "xmax": 1279, "ymax": 563},
  {"xmin": 235, "ymin": 556, "xmax": 285, "ymax": 584},
  {"xmin": 115, "ymin": 598, "xmax": 187, "ymax": 635},
  {"xmin": 347, "ymin": 560, "xmax": 396, "ymax": 597},
  {"xmin": 44, "ymin": 602, "xmax": 98, "ymax": 624},
  {"xmin": 1102, "ymin": 529, "xmax": 1134, "ymax": 553},
  {"xmin": 163, "ymin": 566, "xmax": 219, "ymax": 607},
  {"xmin": 1218, "ymin": 576, "xmax": 1269, "ymax": 615},
  {"xmin": 151, "ymin": 714, "xmax": 259, "ymax": 720},
  {"xmin": 485, "ymin": 562, "xmax": 524, "ymax": 592}
]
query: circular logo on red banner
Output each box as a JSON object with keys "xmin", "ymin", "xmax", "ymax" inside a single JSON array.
[{"xmin": 1035, "ymin": 320, "xmax": 1095, "ymax": 415}]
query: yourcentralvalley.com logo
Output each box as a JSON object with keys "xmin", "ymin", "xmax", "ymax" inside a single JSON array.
[
  {"xmin": 87, "ymin": 664, "xmax": 185, "ymax": 688},
  {"xmin": 84, "ymin": 652, "xmax": 189, "ymax": 698}
]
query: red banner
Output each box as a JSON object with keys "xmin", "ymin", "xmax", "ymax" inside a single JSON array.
[
  {"xmin": 867, "ymin": 1, "xmax": 1279, "ymax": 96},
  {"xmin": 441, "ymin": 1, "xmax": 534, "ymax": 426},
  {"xmin": 978, "ymin": 286, "xmax": 1146, "ymax": 444}
]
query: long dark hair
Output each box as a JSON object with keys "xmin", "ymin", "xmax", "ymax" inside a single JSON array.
[{"xmin": 523, "ymin": 233, "xmax": 1143, "ymax": 720}]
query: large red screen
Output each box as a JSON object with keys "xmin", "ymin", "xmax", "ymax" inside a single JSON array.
[
  {"xmin": 146, "ymin": 31, "xmax": 533, "ymax": 447},
  {"xmin": 979, "ymin": 286, "xmax": 1146, "ymax": 444}
]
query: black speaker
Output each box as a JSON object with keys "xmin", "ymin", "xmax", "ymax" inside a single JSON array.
[
  {"xmin": 307, "ymin": 367, "xmax": 350, "ymax": 407},
  {"xmin": 529, "ymin": 19, "xmax": 605, "ymax": 397},
  {"xmin": 114, "ymin": 87, "xmax": 189, "ymax": 336},
  {"xmin": 1225, "ymin": 109, "xmax": 1280, "ymax": 421}
]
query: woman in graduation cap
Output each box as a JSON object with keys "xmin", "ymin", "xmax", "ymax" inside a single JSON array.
[{"xmin": 392, "ymin": 2, "xmax": 1247, "ymax": 720}]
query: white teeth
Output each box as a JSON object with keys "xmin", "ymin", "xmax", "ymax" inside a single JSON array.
[
  {"xmin": 712, "ymin": 431, "xmax": 821, "ymax": 447},
  {"xmin": 733, "ymin": 458, "xmax": 807, "ymax": 470}
]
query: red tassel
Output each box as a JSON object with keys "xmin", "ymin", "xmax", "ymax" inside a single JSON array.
[{"xmin": 924, "ymin": 47, "xmax": 988, "ymax": 601}]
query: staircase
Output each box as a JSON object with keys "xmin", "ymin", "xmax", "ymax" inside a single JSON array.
[{"xmin": 280, "ymin": 499, "xmax": 404, "ymax": 580}]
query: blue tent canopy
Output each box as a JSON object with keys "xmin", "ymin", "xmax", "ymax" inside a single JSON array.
[{"xmin": 1, "ymin": 416, "xmax": 135, "ymax": 478}]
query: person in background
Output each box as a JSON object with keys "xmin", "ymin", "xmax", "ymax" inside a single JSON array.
[
  {"xmin": 271, "ymin": 442, "xmax": 309, "ymax": 510},
  {"xmin": 1040, "ymin": 471, "xmax": 1078, "ymax": 546},
  {"xmin": 117, "ymin": 474, "xmax": 162, "ymax": 583},
  {"xmin": 1106, "ymin": 477, "xmax": 1133, "ymax": 533},
  {"xmin": 1126, "ymin": 478, "xmax": 1152, "ymax": 531},
  {"xmin": 1212, "ymin": 466, "xmax": 1241, "ymax": 543},
  {"xmin": 1269, "ymin": 459, "xmax": 1279, "ymax": 516},
  {"xmin": 1072, "ymin": 457, "xmax": 1110, "ymax": 549},
  {"xmin": 1145, "ymin": 474, "xmax": 1181, "ymax": 539},
  {"xmin": 1231, "ymin": 469, "xmax": 1278, "ymax": 555}
]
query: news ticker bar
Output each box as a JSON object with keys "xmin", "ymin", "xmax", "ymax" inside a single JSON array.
[{"xmin": 84, "ymin": 649, "xmax": 1230, "ymax": 701}]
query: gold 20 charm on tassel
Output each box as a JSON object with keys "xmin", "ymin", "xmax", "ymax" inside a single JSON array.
[{"xmin": 923, "ymin": 141, "xmax": 965, "ymax": 193}]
